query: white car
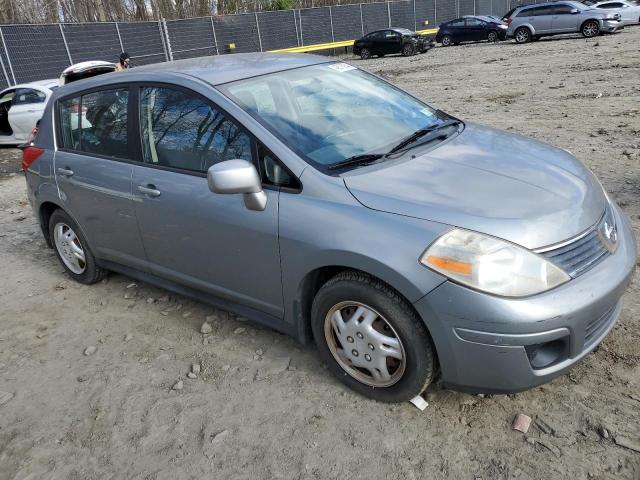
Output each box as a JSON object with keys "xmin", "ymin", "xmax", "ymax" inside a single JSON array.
[
  {"xmin": 583, "ymin": 0, "xmax": 640, "ymax": 24},
  {"xmin": 0, "ymin": 79, "xmax": 58, "ymax": 145}
]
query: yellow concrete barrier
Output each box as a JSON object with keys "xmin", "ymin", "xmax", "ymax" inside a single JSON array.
[{"xmin": 271, "ymin": 28, "xmax": 439, "ymax": 53}]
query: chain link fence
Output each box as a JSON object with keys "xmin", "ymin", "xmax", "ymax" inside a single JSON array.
[{"xmin": 0, "ymin": 0, "xmax": 542, "ymax": 88}]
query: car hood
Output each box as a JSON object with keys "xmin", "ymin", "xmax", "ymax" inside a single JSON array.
[{"xmin": 343, "ymin": 123, "xmax": 606, "ymax": 250}]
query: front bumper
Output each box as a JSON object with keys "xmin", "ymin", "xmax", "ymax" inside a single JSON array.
[
  {"xmin": 414, "ymin": 203, "xmax": 636, "ymax": 393},
  {"xmin": 602, "ymin": 19, "xmax": 624, "ymax": 32}
]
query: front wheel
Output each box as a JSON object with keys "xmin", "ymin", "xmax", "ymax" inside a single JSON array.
[
  {"xmin": 441, "ymin": 34, "xmax": 452, "ymax": 46},
  {"xmin": 487, "ymin": 31, "xmax": 498, "ymax": 42},
  {"xmin": 360, "ymin": 48, "xmax": 372, "ymax": 60},
  {"xmin": 401, "ymin": 43, "xmax": 416, "ymax": 56},
  {"xmin": 514, "ymin": 27, "xmax": 531, "ymax": 43},
  {"xmin": 311, "ymin": 271, "xmax": 436, "ymax": 402},
  {"xmin": 582, "ymin": 20, "xmax": 600, "ymax": 38}
]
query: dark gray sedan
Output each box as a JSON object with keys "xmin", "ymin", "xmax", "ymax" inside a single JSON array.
[{"xmin": 23, "ymin": 54, "xmax": 636, "ymax": 402}]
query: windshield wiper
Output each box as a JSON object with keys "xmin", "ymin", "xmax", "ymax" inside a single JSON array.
[
  {"xmin": 327, "ymin": 153, "xmax": 385, "ymax": 171},
  {"xmin": 386, "ymin": 119, "xmax": 461, "ymax": 155}
]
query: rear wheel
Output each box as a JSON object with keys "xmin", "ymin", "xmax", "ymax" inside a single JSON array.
[
  {"xmin": 514, "ymin": 26, "xmax": 531, "ymax": 43},
  {"xmin": 49, "ymin": 209, "xmax": 106, "ymax": 284},
  {"xmin": 311, "ymin": 271, "xmax": 436, "ymax": 402},
  {"xmin": 582, "ymin": 20, "xmax": 600, "ymax": 38},
  {"xmin": 487, "ymin": 31, "xmax": 498, "ymax": 42},
  {"xmin": 401, "ymin": 42, "xmax": 416, "ymax": 56},
  {"xmin": 441, "ymin": 34, "xmax": 453, "ymax": 46},
  {"xmin": 360, "ymin": 48, "xmax": 372, "ymax": 60}
]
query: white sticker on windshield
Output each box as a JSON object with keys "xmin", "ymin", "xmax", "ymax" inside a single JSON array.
[
  {"xmin": 328, "ymin": 63, "xmax": 356, "ymax": 72},
  {"xmin": 421, "ymin": 108, "xmax": 433, "ymax": 117}
]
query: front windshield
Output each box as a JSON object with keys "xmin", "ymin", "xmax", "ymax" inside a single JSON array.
[{"xmin": 220, "ymin": 63, "xmax": 448, "ymax": 170}]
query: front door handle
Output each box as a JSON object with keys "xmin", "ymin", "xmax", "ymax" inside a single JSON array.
[
  {"xmin": 57, "ymin": 167, "xmax": 74, "ymax": 177},
  {"xmin": 137, "ymin": 184, "xmax": 161, "ymax": 198}
]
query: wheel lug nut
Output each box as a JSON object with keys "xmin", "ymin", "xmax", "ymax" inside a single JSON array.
[
  {"xmin": 365, "ymin": 354, "xmax": 371, "ymax": 361},
  {"xmin": 356, "ymin": 332, "xmax": 364, "ymax": 339},
  {"xmin": 351, "ymin": 349, "xmax": 359, "ymax": 357},
  {"xmin": 346, "ymin": 336, "xmax": 354, "ymax": 343},
  {"xmin": 368, "ymin": 344, "xmax": 374, "ymax": 351}
]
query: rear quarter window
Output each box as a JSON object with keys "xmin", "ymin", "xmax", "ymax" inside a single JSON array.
[{"xmin": 58, "ymin": 88, "xmax": 129, "ymax": 159}]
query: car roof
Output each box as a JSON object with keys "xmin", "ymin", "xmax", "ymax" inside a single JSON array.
[
  {"xmin": 1, "ymin": 79, "xmax": 58, "ymax": 93},
  {"xmin": 130, "ymin": 53, "xmax": 332, "ymax": 86}
]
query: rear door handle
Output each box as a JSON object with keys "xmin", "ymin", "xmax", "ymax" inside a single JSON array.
[
  {"xmin": 137, "ymin": 184, "xmax": 161, "ymax": 198},
  {"xmin": 57, "ymin": 167, "xmax": 74, "ymax": 177}
]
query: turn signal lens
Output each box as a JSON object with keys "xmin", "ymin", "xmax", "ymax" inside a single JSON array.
[{"xmin": 421, "ymin": 229, "xmax": 570, "ymax": 297}]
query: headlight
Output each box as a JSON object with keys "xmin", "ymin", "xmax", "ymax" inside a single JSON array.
[{"xmin": 420, "ymin": 229, "xmax": 570, "ymax": 297}]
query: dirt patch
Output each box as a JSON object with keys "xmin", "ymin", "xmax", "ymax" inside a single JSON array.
[{"xmin": 1, "ymin": 29, "xmax": 640, "ymax": 479}]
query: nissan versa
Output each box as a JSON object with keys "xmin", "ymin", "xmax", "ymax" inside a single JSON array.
[{"xmin": 23, "ymin": 54, "xmax": 636, "ymax": 402}]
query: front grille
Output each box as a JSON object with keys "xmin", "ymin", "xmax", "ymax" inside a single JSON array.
[
  {"xmin": 537, "ymin": 207, "xmax": 616, "ymax": 278},
  {"xmin": 584, "ymin": 304, "xmax": 617, "ymax": 346}
]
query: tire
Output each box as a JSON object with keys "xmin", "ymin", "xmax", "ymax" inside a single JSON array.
[
  {"xmin": 311, "ymin": 271, "xmax": 436, "ymax": 402},
  {"xmin": 401, "ymin": 43, "xmax": 416, "ymax": 56},
  {"xmin": 360, "ymin": 48, "xmax": 372, "ymax": 60},
  {"xmin": 514, "ymin": 26, "xmax": 531, "ymax": 44},
  {"xmin": 441, "ymin": 35, "xmax": 453, "ymax": 47},
  {"xmin": 49, "ymin": 209, "xmax": 106, "ymax": 285},
  {"xmin": 582, "ymin": 20, "xmax": 600, "ymax": 38},
  {"xmin": 487, "ymin": 31, "xmax": 498, "ymax": 42}
]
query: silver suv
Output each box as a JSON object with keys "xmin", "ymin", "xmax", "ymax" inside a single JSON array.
[{"xmin": 504, "ymin": 1, "xmax": 623, "ymax": 43}]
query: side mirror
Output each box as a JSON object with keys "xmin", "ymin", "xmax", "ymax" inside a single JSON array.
[{"xmin": 207, "ymin": 159, "xmax": 267, "ymax": 211}]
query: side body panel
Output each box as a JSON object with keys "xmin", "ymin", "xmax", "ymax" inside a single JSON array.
[
  {"xmin": 131, "ymin": 165, "xmax": 283, "ymax": 318},
  {"xmin": 278, "ymin": 171, "xmax": 449, "ymax": 330}
]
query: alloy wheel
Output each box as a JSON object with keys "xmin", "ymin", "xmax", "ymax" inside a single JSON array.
[
  {"xmin": 488, "ymin": 31, "xmax": 498, "ymax": 42},
  {"xmin": 324, "ymin": 301, "xmax": 406, "ymax": 387},
  {"xmin": 54, "ymin": 222, "xmax": 86, "ymax": 274},
  {"xmin": 583, "ymin": 21, "xmax": 599, "ymax": 37},
  {"xmin": 515, "ymin": 28, "xmax": 530, "ymax": 43},
  {"xmin": 360, "ymin": 48, "xmax": 371, "ymax": 60},
  {"xmin": 441, "ymin": 35, "xmax": 452, "ymax": 46}
]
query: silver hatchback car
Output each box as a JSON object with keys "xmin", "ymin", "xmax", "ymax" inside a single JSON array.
[
  {"xmin": 505, "ymin": 1, "xmax": 623, "ymax": 43},
  {"xmin": 23, "ymin": 54, "xmax": 636, "ymax": 402}
]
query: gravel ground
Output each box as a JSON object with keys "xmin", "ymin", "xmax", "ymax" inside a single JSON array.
[{"xmin": 1, "ymin": 28, "xmax": 640, "ymax": 480}]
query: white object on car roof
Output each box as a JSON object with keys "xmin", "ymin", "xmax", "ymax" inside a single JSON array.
[
  {"xmin": 59, "ymin": 61, "xmax": 117, "ymax": 86},
  {"xmin": 0, "ymin": 79, "xmax": 58, "ymax": 145}
]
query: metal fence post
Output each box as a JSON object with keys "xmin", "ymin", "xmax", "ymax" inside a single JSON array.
[
  {"xmin": 115, "ymin": 22, "xmax": 124, "ymax": 52},
  {"xmin": 434, "ymin": 0, "xmax": 438, "ymax": 24},
  {"xmin": 413, "ymin": 0, "xmax": 417, "ymax": 31},
  {"xmin": 0, "ymin": 27, "xmax": 14, "ymax": 85},
  {"xmin": 360, "ymin": 3, "xmax": 365, "ymax": 36},
  {"xmin": 255, "ymin": 12, "xmax": 263, "ymax": 52},
  {"xmin": 293, "ymin": 9, "xmax": 300, "ymax": 46},
  {"xmin": 474, "ymin": 0, "xmax": 477, "ymax": 15},
  {"xmin": 299, "ymin": 10, "xmax": 304, "ymax": 46},
  {"xmin": 160, "ymin": 19, "xmax": 173, "ymax": 61},
  {"xmin": 329, "ymin": 7, "xmax": 335, "ymax": 42},
  {"xmin": 387, "ymin": 2, "xmax": 391, "ymax": 27},
  {"xmin": 210, "ymin": 17, "xmax": 220, "ymax": 55},
  {"xmin": 58, "ymin": 24, "xmax": 73, "ymax": 64}
]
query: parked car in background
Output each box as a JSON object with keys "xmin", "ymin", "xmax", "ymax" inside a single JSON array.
[
  {"xmin": 23, "ymin": 54, "xmax": 636, "ymax": 402},
  {"xmin": 504, "ymin": 0, "xmax": 623, "ymax": 43},
  {"xmin": 0, "ymin": 79, "xmax": 57, "ymax": 145},
  {"xmin": 581, "ymin": 0, "xmax": 640, "ymax": 24},
  {"xmin": 353, "ymin": 28, "xmax": 433, "ymax": 59},
  {"xmin": 59, "ymin": 61, "xmax": 117, "ymax": 85},
  {"xmin": 436, "ymin": 16, "xmax": 508, "ymax": 46}
]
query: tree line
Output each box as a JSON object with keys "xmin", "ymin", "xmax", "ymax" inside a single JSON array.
[{"xmin": 0, "ymin": 0, "xmax": 382, "ymax": 24}]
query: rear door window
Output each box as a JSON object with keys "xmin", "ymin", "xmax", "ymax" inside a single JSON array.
[
  {"xmin": 13, "ymin": 88, "xmax": 46, "ymax": 105},
  {"xmin": 58, "ymin": 88, "xmax": 129, "ymax": 159},
  {"xmin": 139, "ymin": 86, "xmax": 252, "ymax": 173}
]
